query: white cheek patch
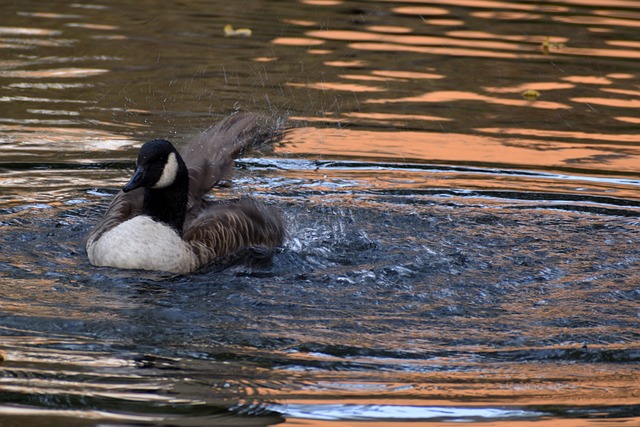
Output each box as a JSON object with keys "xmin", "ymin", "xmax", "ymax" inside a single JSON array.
[{"xmin": 153, "ymin": 152, "xmax": 179, "ymax": 188}]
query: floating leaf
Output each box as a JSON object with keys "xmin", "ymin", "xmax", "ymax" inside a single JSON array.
[
  {"xmin": 541, "ymin": 37, "xmax": 565, "ymax": 55},
  {"xmin": 224, "ymin": 24, "xmax": 252, "ymax": 37},
  {"xmin": 522, "ymin": 89, "xmax": 541, "ymax": 100}
]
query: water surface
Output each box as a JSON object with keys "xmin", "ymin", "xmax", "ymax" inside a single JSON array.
[{"xmin": 1, "ymin": 0, "xmax": 639, "ymax": 425}]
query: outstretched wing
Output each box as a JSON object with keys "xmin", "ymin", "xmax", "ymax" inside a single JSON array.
[{"xmin": 181, "ymin": 113, "xmax": 284, "ymax": 201}]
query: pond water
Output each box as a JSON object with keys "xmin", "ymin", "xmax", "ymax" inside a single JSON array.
[{"xmin": 1, "ymin": 0, "xmax": 639, "ymax": 425}]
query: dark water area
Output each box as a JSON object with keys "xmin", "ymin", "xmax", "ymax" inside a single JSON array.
[{"xmin": 1, "ymin": 0, "xmax": 640, "ymax": 426}]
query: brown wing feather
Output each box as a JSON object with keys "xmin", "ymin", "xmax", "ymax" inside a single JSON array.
[
  {"xmin": 183, "ymin": 197, "xmax": 285, "ymax": 269},
  {"xmin": 181, "ymin": 113, "xmax": 283, "ymax": 201}
]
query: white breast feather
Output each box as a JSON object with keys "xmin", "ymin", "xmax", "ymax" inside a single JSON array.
[{"xmin": 87, "ymin": 215, "xmax": 196, "ymax": 273}]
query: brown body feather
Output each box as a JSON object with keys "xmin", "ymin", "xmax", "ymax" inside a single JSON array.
[
  {"xmin": 87, "ymin": 113, "xmax": 285, "ymax": 273},
  {"xmin": 184, "ymin": 197, "xmax": 285, "ymax": 268}
]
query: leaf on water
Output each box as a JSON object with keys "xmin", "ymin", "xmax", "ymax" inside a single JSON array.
[
  {"xmin": 522, "ymin": 89, "xmax": 541, "ymax": 100},
  {"xmin": 541, "ymin": 37, "xmax": 565, "ymax": 55},
  {"xmin": 224, "ymin": 24, "xmax": 252, "ymax": 37}
]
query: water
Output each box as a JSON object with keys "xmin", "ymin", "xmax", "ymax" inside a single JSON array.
[{"xmin": 1, "ymin": 0, "xmax": 639, "ymax": 425}]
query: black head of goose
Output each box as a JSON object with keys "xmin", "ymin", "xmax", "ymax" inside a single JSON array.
[{"xmin": 86, "ymin": 113, "xmax": 285, "ymax": 274}]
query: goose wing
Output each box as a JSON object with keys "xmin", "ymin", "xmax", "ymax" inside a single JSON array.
[
  {"xmin": 181, "ymin": 113, "xmax": 283, "ymax": 201},
  {"xmin": 182, "ymin": 197, "xmax": 285, "ymax": 269}
]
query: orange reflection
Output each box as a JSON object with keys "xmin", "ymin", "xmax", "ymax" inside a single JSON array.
[
  {"xmin": 366, "ymin": 90, "xmax": 570, "ymax": 110},
  {"xmin": 343, "ymin": 112, "xmax": 451, "ymax": 122},
  {"xmin": 472, "ymin": 11, "xmax": 542, "ymax": 20},
  {"xmin": 392, "ymin": 6, "xmax": 449, "ymax": 15},
  {"xmin": 571, "ymin": 97, "xmax": 640, "ymax": 108},
  {"xmin": 602, "ymin": 88, "xmax": 640, "ymax": 97},
  {"xmin": 379, "ymin": 0, "xmax": 567, "ymax": 12},
  {"xmin": 448, "ymin": 31, "xmax": 567, "ymax": 44},
  {"xmin": 288, "ymin": 116, "xmax": 343, "ymax": 123},
  {"xmin": 366, "ymin": 25, "xmax": 412, "ymax": 34},
  {"xmin": 307, "ymin": 29, "xmax": 535, "ymax": 52},
  {"xmin": 282, "ymin": 19, "xmax": 317, "ymax": 27},
  {"xmin": 350, "ymin": 42, "xmax": 538, "ymax": 59},
  {"xmin": 423, "ymin": 19, "xmax": 465, "ymax": 26},
  {"xmin": 606, "ymin": 40, "xmax": 640, "ymax": 48},
  {"xmin": 372, "ymin": 70, "xmax": 444, "ymax": 79},
  {"xmin": 278, "ymin": 127, "xmax": 640, "ymax": 172},
  {"xmin": 324, "ymin": 60, "xmax": 367, "ymax": 67},
  {"xmin": 300, "ymin": 0, "xmax": 342, "ymax": 4},
  {"xmin": 272, "ymin": 37, "xmax": 324, "ymax": 46},
  {"xmin": 597, "ymin": 8, "xmax": 640, "ymax": 17},
  {"xmin": 606, "ymin": 73, "xmax": 634, "ymax": 79},
  {"xmin": 557, "ymin": 0, "xmax": 640, "ymax": 6},
  {"xmin": 286, "ymin": 82, "xmax": 385, "ymax": 93},
  {"xmin": 615, "ymin": 116, "xmax": 640, "ymax": 124},
  {"xmin": 339, "ymin": 74, "xmax": 396, "ymax": 82},
  {"xmin": 558, "ymin": 46, "xmax": 640, "ymax": 59},
  {"xmin": 561, "ymin": 76, "xmax": 612, "ymax": 85},
  {"xmin": 476, "ymin": 127, "xmax": 640, "ymax": 143},
  {"xmin": 306, "ymin": 30, "xmax": 373, "ymax": 42},
  {"xmin": 483, "ymin": 82, "xmax": 574, "ymax": 94},
  {"xmin": 553, "ymin": 15, "xmax": 640, "ymax": 27},
  {"xmin": 335, "ymin": 71, "xmax": 436, "ymax": 83},
  {"xmin": 588, "ymin": 27, "xmax": 613, "ymax": 33},
  {"xmin": 252, "ymin": 56, "xmax": 278, "ymax": 62}
]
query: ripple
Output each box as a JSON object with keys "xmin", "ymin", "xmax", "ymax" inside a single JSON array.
[{"xmin": 269, "ymin": 403, "xmax": 546, "ymax": 422}]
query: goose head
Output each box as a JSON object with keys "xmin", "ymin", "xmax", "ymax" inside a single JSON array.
[
  {"xmin": 123, "ymin": 139, "xmax": 190, "ymax": 233},
  {"xmin": 123, "ymin": 139, "xmax": 185, "ymax": 192}
]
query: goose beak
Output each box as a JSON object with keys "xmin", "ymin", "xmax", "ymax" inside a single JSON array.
[{"xmin": 123, "ymin": 166, "xmax": 145, "ymax": 192}]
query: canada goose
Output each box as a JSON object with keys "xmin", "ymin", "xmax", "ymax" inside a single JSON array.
[{"xmin": 86, "ymin": 113, "xmax": 285, "ymax": 274}]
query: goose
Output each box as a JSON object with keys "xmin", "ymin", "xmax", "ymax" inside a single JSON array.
[{"xmin": 86, "ymin": 113, "xmax": 285, "ymax": 274}]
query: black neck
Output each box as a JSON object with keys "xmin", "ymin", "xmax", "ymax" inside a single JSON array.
[{"xmin": 142, "ymin": 169, "xmax": 189, "ymax": 234}]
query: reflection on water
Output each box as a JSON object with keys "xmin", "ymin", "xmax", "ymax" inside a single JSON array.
[{"xmin": 1, "ymin": 0, "xmax": 640, "ymax": 425}]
